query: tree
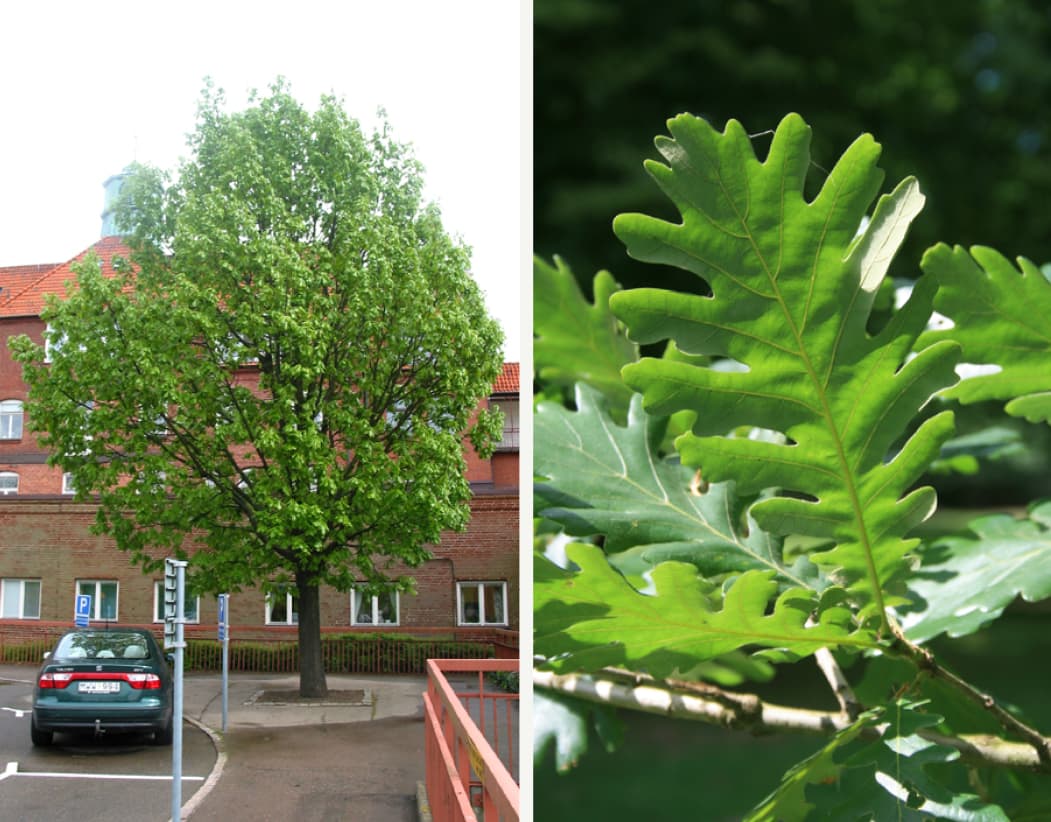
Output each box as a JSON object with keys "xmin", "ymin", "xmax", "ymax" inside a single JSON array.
[
  {"xmin": 535, "ymin": 113, "xmax": 1051, "ymax": 819},
  {"xmin": 11, "ymin": 81, "xmax": 504, "ymax": 697}
]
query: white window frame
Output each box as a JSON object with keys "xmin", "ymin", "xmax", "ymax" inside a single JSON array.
[
  {"xmin": 76, "ymin": 579, "xmax": 119, "ymax": 621},
  {"xmin": 44, "ymin": 324, "xmax": 64, "ymax": 364},
  {"xmin": 456, "ymin": 581, "xmax": 508, "ymax": 626},
  {"xmin": 350, "ymin": 588, "xmax": 400, "ymax": 626},
  {"xmin": 61, "ymin": 473, "xmax": 76, "ymax": 495},
  {"xmin": 0, "ymin": 472, "xmax": 18, "ymax": 496},
  {"xmin": 265, "ymin": 591, "xmax": 299, "ymax": 625},
  {"xmin": 152, "ymin": 581, "xmax": 200, "ymax": 623},
  {"xmin": 492, "ymin": 399, "xmax": 519, "ymax": 451},
  {"xmin": 0, "ymin": 400, "xmax": 23, "ymax": 440},
  {"xmin": 1, "ymin": 579, "xmax": 41, "ymax": 619}
]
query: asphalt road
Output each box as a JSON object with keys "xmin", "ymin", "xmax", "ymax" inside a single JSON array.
[{"xmin": 0, "ymin": 670, "xmax": 216, "ymax": 821}]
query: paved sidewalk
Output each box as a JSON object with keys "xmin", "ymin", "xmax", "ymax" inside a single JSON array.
[
  {"xmin": 182, "ymin": 670, "xmax": 428, "ymax": 731},
  {"xmin": 180, "ymin": 672, "xmax": 429, "ymax": 821}
]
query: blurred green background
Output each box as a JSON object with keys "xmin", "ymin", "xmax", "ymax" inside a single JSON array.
[{"xmin": 533, "ymin": 1, "xmax": 1051, "ymax": 817}]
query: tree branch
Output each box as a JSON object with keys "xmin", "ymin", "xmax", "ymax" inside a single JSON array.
[
  {"xmin": 888, "ymin": 629, "xmax": 1051, "ymax": 765},
  {"xmin": 534, "ymin": 668, "xmax": 1051, "ymax": 773},
  {"xmin": 814, "ymin": 647, "xmax": 861, "ymax": 720}
]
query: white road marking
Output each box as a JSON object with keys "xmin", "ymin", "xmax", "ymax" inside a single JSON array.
[
  {"xmin": 0, "ymin": 759, "xmax": 204, "ymax": 783},
  {"xmin": 1, "ymin": 707, "xmax": 26, "ymax": 718},
  {"xmin": 15, "ymin": 771, "xmax": 205, "ymax": 781}
]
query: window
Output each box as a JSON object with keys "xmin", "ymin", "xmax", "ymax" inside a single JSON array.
[
  {"xmin": 457, "ymin": 581, "xmax": 507, "ymax": 626},
  {"xmin": 0, "ymin": 400, "xmax": 23, "ymax": 440},
  {"xmin": 266, "ymin": 591, "xmax": 298, "ymax": 625},
  {"xmin": 44, "ymin": 324, "xmax": 65, "ymax": 364},
  {"xmin": 492, "ymin": 400, "xmax": 519, "ymax": 451},
  {"xmin": 350, "ymin": 588, "xmax": 399, "ymax": 625},
  {"xmin": 152, "ymin": 582, "xmax": 200, "ymax": 623},
  {"xmin": 76, "ymin": 580, "xmax": 119, "ymax": 621},
  {"xmin": 1, "ymin": 579, "xmax": 41, "ymax": 619},
  {"xmin": 0, "ymin": 472, "xmax": 18, "ymax": 496},
  {"xmin": 62, "ymin": 473, "xmax": 75, "ymax": 495}
]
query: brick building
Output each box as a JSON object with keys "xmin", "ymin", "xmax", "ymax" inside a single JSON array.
[{"xmin": 0, "ymin": 235, "xmax": 519, "ymax": 646}]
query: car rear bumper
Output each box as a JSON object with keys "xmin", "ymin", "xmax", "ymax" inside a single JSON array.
[{"xmin": 33, "ymin": 701, "xmax": 172, "ymax": 733}]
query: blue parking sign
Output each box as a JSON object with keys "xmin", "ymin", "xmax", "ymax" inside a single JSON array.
[{"xmin": 75, "ymin": 594, "xmax": 92, "ymax": 627}]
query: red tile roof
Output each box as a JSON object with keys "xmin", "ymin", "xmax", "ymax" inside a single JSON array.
[
  {"xmin": 0, "ymin": 237, "xmax": 131, "ymax": 317},
  {"xmin": 493, "ymin": 362, "xmax": 519, "ymax": 395},
  {"xmin": 0, "ymin": 263, "xmax": 61, "ymax": 308}
]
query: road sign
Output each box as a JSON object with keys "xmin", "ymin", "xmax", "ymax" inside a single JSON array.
[
  {"xmin": 163, "ymin": 560, "xmax": 179, "ymax": 650},
  {"xmin": 217, "ymin": 593, "xmax": 228, "ymax": 641},
  {"xmin": 74, "ymin": 594, "xmax": 91, "ymax": 627}
]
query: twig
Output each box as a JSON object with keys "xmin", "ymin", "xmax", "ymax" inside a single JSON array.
[
  {"xmin": 888, "ymin": 631, "xmax": 1051, "ymax": 765},
  {"xmin": 534, "ymin": 668, "xmax": 1051, "ymax": 773},
  {"xmin": 814, "ymin": 647, "xmax": 861, "ymax": 720}
]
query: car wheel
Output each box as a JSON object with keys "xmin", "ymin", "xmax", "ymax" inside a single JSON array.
[
  {"xmin": 30, "ymin": 722, "xmax": 53, "ymax": 747},
  {"xmin": 153, "ymin": 717, "xmax": 173, "ymax": 746}
]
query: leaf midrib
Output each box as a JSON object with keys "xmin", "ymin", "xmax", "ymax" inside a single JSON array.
[{"xmin": 704, "ymin": 144, "xmax": 890, "ymax": 628}]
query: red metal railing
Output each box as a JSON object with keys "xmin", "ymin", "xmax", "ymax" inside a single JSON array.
[{"xmin": 424, "ymin": 658, "xmax": 519, "ymax": 821}]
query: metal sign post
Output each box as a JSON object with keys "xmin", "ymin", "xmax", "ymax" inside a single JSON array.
[
  {"xmin": 217, "ymin": 593, "xmax": 229, "ymax": 732},
  {"xmin": 164, "ymin": 558, "xmax": 187, "ymax": 821}
]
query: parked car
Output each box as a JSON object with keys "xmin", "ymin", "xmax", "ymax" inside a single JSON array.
[{"xmin": 30, "ymin": 628, "xmax": 174, "ymax": 746}]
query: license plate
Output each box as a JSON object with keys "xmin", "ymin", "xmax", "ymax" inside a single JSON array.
[{"xmin": 78, "ymin": 681, "xmax": 120, "ymax": 694}]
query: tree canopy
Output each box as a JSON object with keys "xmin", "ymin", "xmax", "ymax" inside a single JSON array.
[{"xmin": 11, "ymin": 81, "xmax": 504, "ymax": 696}]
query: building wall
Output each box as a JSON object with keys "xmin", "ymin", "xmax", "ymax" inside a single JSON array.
[{"xmin": 0, "ymin": 493, "xmax": 518, "ymax": 631}]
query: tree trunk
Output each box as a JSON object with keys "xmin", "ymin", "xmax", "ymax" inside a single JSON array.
[{"xmin": 296, "ymin": 570, "xmax": 328, "ymax": 698}]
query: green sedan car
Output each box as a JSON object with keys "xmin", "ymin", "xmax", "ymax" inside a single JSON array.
[{"xmin": 31, "ymin": 628, "xmax": 174, "ymax": 746}]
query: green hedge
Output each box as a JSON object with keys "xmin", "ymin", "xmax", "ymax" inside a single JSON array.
[
  {"xmin": 184, "ymin": 633, "xmax": 494, "ymax": 674},
  {"xmin": 0, "ymin": 639, "xmax": 52, "ymax": 665},
  {"xmin": 1, "ymin": 631, "xmax": 495, "ymax": 675}
]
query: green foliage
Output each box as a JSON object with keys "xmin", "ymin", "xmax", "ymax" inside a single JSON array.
[
  {"xmin": 535, "ymin": 0, "xmax": 1051, "ymax": 304},
  {"xmin": 534, "ymin": 688, "xmax": 622, "ymax": 773},
  {"xmin": 534, "ymin": 257, "xmax": 637, "ymax": 413},
  {"xmin": 10, "ymin": 81, "xmax": 503, "ymax": 594},
  {"xmin": 922, "ymin": 244, "xmax": 1051, "ymax": 424},
  {"xmin": 900, "ymin": 501, "xmax": 1051, "ymax": 642},
  {"xmin": 536, "ymin": 385, "xmax": 818, "ymax": 588},
  {"xmin": 747, "ymin": 701, "xmax": 1009, "ymax": 821},
  {"xmin": 537, "ymin": 542, "xmax": 874, "ymax": 677},
  {"xmin": 534, "ymin": 109, "xmax": 1051, "ymax": 820},
  {"xmin": 611, "ymin": 113, "xmax": 959, "ymax": 620},
  {"xmin": 487, "ymin": 669, "xmax": 520, "ymax": 693}
]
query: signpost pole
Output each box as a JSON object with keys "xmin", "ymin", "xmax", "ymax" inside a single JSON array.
[
  {"xmin": 165, "ymin": 558, "xmax": 187, "ymax": 821},
  {"xmin": 218, "ymin": 593, "xmax": 229, "ymax": 732}
]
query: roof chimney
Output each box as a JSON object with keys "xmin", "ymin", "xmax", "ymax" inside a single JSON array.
[{"xmin": 100, "ymin": 167, "xmax": 132, "ymax": 237}]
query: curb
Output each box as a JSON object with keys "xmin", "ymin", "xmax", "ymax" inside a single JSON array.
[
  {"xmin": 176, "ymin": 716, "xmax": 226, "ymax": 821},
  {"xmin": 416, "ymin": 780, "xmax": 433, "ymax": 822}
]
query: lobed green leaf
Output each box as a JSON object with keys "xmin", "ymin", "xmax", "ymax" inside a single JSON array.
[
  {"xmin": 533, "ymin": 256, "xmax": 638, "ymax": 413},
  {"xmin": 535, "ymin": 384, "xmax": 819, "ymax": 589},
  {"xmin": 921, "ymin": 243, "xmax": 1051, "ymax": 424},
  {"xmin": 609, "ymin": 113, "xmax": 960, "ymax": 618},
  {"xmin": 535, "ymin": 543, "xmax": 875, "ymax": 677},
  {"xmin": 900, "ymin": 500, "xmax": 1051, "ymax": 642}
]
